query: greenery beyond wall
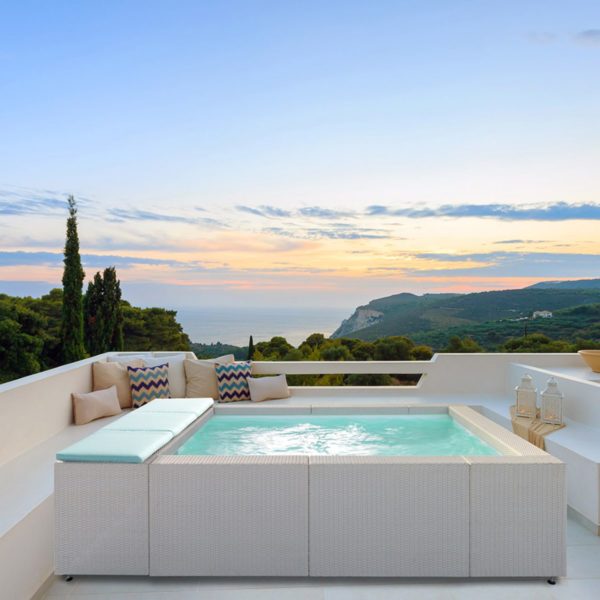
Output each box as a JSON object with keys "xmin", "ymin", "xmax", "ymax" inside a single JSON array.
[
  {"xmin": 2, "ymin": 289, "xmax": 598, "ymax": 385},
  {"xmin": 0, "ymin": 289, "xmax": 190, "ymax": 383}
]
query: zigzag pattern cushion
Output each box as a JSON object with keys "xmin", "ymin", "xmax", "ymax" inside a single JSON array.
[
  {"xmin": 215, "ymin": 361, "xmax": 252, "ymax": 402},
  {"xmin": 127, "ymin": 364, "xmax": 170, "ymax": 408}
]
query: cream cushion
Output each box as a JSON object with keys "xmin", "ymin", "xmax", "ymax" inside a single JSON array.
[
  {"xmin": 145, "ymin": 353, "xmax": 187, "ymax": 398},
  {"xmin": 93, "ymin": 359, "xmax": 145, "ymax": 408},
  {"xmin": 248, "ymin": 374, "xmax": 290, "ymax": 403},
  {"xmin": 72, "ymin": 385, "xmax": 122, "ymax": 425},
  {"xmin": 184, "ymin": 354, "xmax": 235, "ymax": 399}
]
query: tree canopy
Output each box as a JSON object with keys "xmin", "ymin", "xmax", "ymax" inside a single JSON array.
[{"xmin": 0, "ymin": 290, "xmax": 190, "ymax": 383}]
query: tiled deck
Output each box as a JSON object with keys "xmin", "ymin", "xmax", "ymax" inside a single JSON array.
[{"xmin": 43, "ymin": 516, "xmax": 600, "ymax": 600}]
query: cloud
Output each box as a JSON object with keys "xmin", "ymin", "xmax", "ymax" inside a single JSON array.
[
  {"xmin": 298, "ymin": 207, "xmax": 354, "ymax": 219},
  {"xmin": 236, "ymin": 205, "xmax": 265, "ymax": 217},
  {"xmin": 305, "ymin": 229, "xmax": 386, "ymax": 240},
  {"xmin": 0, "ymin": 186, "xmax": 95, "ymax": 216},
  {"xmin": 412, "ymin": 251, "xmax": 600, "ymax": 278},
  {"xmin": 105, "ymin": 207, "xmax": 228, "ymax": 228},
  {"xmin": 0, "ymin": 188, "xmax": 68, "ymax": 215},
  {"xmin": 366, "ymin": 202, "xmax": 600, "ymax": 221},
  {"xmin": 264, "ymin": 226, "xmax": 387, "ymax": 240},
  {"xmin": 416, "ymin": 252, "xmax": 495, "ymax": 263},
  {"xmin": 493, "ymin": 239, "xmax": 548, "ymax": 245},
  {"xmin": 261, "ymin": 205, "xmax": 292, "ymax": 217},
  {"xmin": 365, "ymin": 205, "xmax": 390, "ymax": 216},
  {"xmin": 198, "ymin": 216, "xmax": 229, "ymax": 228},
  {"xmin": 108, "ymin": 208, "xmax": 196, "ymax": 224},
  {"xmin": 235, "ymin": 205, "xmax": 292, "ymax": 218},
  {"xmin": 0, "ymin": 250, "xmax": 199, "ymax": 270},
  {"xmin": 236, "ymin": 205, "xmax": 354, "ymax": 220},
  {"xmin": 575, "ymin": 29, "xmax": 600, "ymax": 45}
]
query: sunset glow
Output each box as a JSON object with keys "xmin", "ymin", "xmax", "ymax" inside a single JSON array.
[{"xmin": 1, "ymin": 1, "xmax": 599, "ymax": 309}]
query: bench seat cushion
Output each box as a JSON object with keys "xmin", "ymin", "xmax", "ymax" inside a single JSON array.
[
  {"xmin": 137, "ymin": 397, "xmax": 214, "ymax": 416},
  {"xmin": 105, "ymin": 410, "xmax": 197, "ymax": 435},
  {"xmin": 56, "ymin": 430, "xmax": 173, "ymax": 463}
]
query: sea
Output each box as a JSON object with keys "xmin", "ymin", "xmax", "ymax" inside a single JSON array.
[{"xmin": 175, "ymin": 306, "xmax": 350, "ymax": 346}]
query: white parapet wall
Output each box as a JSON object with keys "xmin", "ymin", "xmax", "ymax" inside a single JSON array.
[
  {"xmin": 253, "ymin": 353, "xmax": 584, "ymax": 396},
  {"xmin": 0, "ymin": 356, "xmax": 100, "ymax": 468}
]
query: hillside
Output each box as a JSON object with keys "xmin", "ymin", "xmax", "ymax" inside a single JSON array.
[
  {"xmin": 331, "ymin": 284, "xmax": 600, "ymax": 341},
  {"xmin": 413, "ymin": 303, "xmax": 600, "ymax": 351},
  {"xmin": 528, "ymin": 278, "xmax": 600, "ymax": 290}
]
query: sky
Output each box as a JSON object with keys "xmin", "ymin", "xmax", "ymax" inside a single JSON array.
[{"xmin": 0, "ymin": 0, "xmax": 599, "ymax": 310}]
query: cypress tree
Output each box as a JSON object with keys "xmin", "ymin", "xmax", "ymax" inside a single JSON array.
[
  {"xmin": 83, "ymin": 272, "xmax": 103, "ymax": 355},
  {"xmin": 102, "ymin": 267, "xmax": 124, "ymax": 351},
  {"xmin": 247, "ymin": 335, "xmax": 255, "ymax": 360},
  {"xmin": 83, "ymin": 267, "xmax": 125, "ymax": 355},
  {"xmin": 111, "ymin": 272, "xmax": 124, "ymax": 352},
  {"xmin": 60, "ymin": 195, "xmax": 86, "ymax": 362}
]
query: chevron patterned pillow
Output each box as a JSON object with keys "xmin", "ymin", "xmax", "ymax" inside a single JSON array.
[
  {"xmin": 127, "ymin": 363, "xmax": 170, "ymax": 408},
  {"xmin": 215, "ymin": 361, "xmax": 252, "ymax": 402}
]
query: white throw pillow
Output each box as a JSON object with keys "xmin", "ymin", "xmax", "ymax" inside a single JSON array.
[
  {"xmin": 184, "ymin": 354, "xmax": 235, "ymax": 399},
  {"xmin": 247, "ymin": 374, "xmax": 290, "ymax": 403},
  {"xmin": 144, "ymin": 353, "xmax": 187, "ymax": 398}
]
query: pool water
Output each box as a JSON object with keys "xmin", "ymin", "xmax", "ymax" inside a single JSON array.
[{"xmin": 176, "ymin": 414, "xmax": 499, "ymax": 456}]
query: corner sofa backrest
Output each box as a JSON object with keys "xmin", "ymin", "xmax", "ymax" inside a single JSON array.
[{"xmin": 0, "ymin": 356, "xmax": 103, "ymax": 467}]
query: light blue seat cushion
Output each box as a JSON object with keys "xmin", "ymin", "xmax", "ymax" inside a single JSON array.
[
  {"xmin": 104, "ymin": 410, "xmax": 197, "ymax": 435},
  {"xmin": 56, "ymin": 430, "xmax": 173, "ymax": 463},
  {"xmin": 137, "ymin": 397, "xmax": 213, "ymax": 416}
]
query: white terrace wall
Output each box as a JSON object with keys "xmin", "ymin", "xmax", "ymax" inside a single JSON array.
[
  {"xmin": 0, "ymin": 356, "xmax": 104, "ymax": 468},
  {"xmin": 254, "ymin": 353, "xmax": 583, "ymax": 397}
]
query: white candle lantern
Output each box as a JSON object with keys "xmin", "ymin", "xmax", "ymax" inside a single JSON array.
[
  {"xmin": 516, "ymin": 374, "xmax": 537, "ymax": 418},
  {"xmin": 541, "ymin": 377, "xmax": 564, "ymax": 425}
]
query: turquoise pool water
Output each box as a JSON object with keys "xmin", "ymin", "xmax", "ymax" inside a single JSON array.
[{"xmin": 176, "ymin": 414, "xmax": 499, "ymax": 456}]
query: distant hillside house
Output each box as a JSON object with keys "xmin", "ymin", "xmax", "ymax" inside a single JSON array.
[{"xmin": 532, "ymin": 310, "xmax": 553, "ymax": 319}]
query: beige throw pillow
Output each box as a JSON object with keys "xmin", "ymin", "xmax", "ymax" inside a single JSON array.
[
  {"xmin": 144, "ymin": 353, "xmax": 187, "ymax": 398},
  {"xmin": 93, "ymin": 359, "xmax": 145, "ymax": 408},
  {"xmin": 72, "ymin": 385, "xmax": 122, "ymax": 425},
  {"xmin": 247, "ymin": 374, "xmax": 290, "ymax": 403},
  {"xmin": 184, "ymin": 354, "xmax": 235, "ymax": 399}
]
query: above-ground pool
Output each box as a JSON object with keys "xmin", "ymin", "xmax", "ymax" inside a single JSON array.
[
  {"xmin": 176, "ymin": 414, "xmax": 499, "ymax": 456},
  {"xmin": 55, "ymin": 403, "xmax": 565, "ymax": 580}
]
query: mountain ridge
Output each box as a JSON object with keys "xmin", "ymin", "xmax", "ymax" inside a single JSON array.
[
  {"xmin": 526, "ymin": 278, "xmax": 600, "ymax": 290},
  {"xmin": 331, "ymin": 278, "xmax": 600, "ymax": 340}
]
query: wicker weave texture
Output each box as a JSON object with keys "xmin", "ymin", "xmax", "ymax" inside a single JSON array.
[
  {"xmin": 309, "ymin": 457, "xmax": 470, "ymax": 577},
  {"xmin": 469, "ymin": 459, "xmax": 566, "ymax": 577},
  {"xmin": 149, "ymin": 456, "xmax": 309, "ymax": 576},
  {"xmin": 54, "ymin": 463, "xmax": 149, "ymax": 575}
]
